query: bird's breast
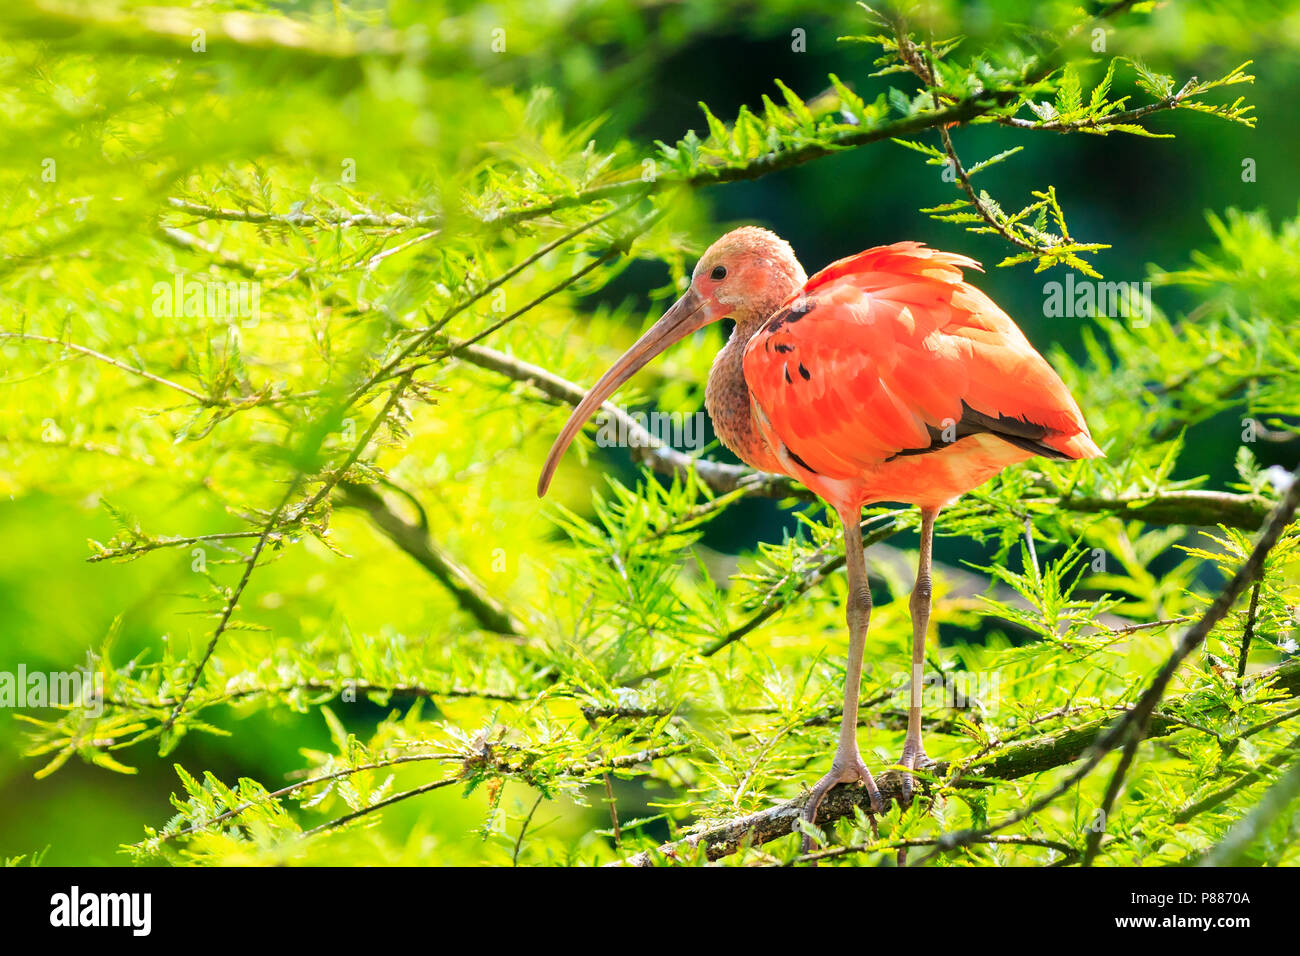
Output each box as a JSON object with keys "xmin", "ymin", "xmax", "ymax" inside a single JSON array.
[{"xmin": 705, "ymin": 331, "xmax": 784, "ymax": 474}]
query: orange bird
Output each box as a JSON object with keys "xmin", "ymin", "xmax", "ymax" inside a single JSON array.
[{"xmin": 538, "ymin": 227, "xmax": 1102, "ymax": 842}]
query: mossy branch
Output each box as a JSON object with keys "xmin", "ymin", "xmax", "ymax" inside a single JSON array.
[{"xmin": 615, "ymin": 657, "xmax": 1300, "ymax": 865}]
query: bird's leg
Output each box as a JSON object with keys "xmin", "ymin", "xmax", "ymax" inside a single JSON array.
[
  {"xmin": 897, "ymin": 506, "xmax": 938, "ymax": 807},
  {"xmin": 800, "ymin": 506, "xmax": 885, "ymax": 853}
]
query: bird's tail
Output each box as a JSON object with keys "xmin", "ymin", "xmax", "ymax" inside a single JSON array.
[{"xmin": 1049, "ymin": 430, "xmax": 1105, "ymax": 460}]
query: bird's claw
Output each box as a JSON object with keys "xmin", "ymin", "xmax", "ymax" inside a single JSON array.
[
  {"xmin": 799, "ymin": 758, "xmax": 884, "ymax": 855},
  {"xmin": 894, "ymin": 743, "xmax": 932, "ymax": 808}
]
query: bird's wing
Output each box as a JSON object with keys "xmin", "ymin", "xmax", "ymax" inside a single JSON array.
[{"xmin": 742, "ymin": 242, "xmax": 1101, "ymax": 479}]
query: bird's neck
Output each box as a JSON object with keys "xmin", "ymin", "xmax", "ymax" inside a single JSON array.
[{"xmin": 704, "ymin": 292, "xmax": 798, "ymax": 472}]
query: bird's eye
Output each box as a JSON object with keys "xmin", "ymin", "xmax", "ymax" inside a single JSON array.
[{"xmin": 710, "ymin": 265, "xmax": 727, "ymax": 281}]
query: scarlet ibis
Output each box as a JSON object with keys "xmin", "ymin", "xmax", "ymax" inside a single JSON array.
[{"xmin": 537, "ymin": 227, "xmax": 1102, "ymax": 845}]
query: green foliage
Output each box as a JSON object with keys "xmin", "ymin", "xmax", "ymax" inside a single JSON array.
[{"xmin": 0, "ymin": 0, "xmax": 1298, "ymax": 867}]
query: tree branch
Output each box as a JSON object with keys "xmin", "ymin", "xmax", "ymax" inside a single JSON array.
[
  {"xmin": 149, "ymin": 0, "xmax": 1149, "ymax": 244},
  {"xmin": 460, "ymin": 341, "xmax": 1276, "ymax": 530},
  {"xmin": 613, "ymin": 655, "xmax": 1300, "ymax": 865},
  {"xmin": 1175, "ymin": 731, "xmax": 1300, "ymax": 826},
  {"xmin": 335, "ymin": 481, "xmax": 525, "ymax": 636},
  {"xmin": 1200, "ymin": 747, "xmax": 1300, "ymax": 866}
]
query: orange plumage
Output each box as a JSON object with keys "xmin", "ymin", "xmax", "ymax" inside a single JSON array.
[{"xmin": 742, "ymin": 241, "xmax": 1102, "ymax": 512}]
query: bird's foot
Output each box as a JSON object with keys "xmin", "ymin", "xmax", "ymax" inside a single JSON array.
[
  {"xmin": 893, "ymin": 740, "xmax": 933, "ymax": 809},
  {"xmin": 799, "ymin": 757, "xmax": 884, "ymax": 854},
  {"xmin": 890, "ymin": 742, "xmax": 933, "ymax": 868}
]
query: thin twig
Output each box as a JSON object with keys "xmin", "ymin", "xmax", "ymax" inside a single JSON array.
[
  {"xmin": 0, "ymin": 332, "xmax": 210, "ymax": 404},
  {"xmin": 162, "ymin": 475, "xmax": 303, "ymax": 731},
  {"xmin": 513, "ymin": 791, "xmax": 546, "ymax": 866},
  {"xmin": 1237, "ymin": 579, "xmax": 1262, "ymax": 680},
  {"xmin": 346, "ymin": 191, "xmax": 650, "ymax": 411},
  {"xmin": 603, "ymin": 775, "xmax": 622, "ymax": 844}
]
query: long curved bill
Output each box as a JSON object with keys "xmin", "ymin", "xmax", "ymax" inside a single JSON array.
[{"xmin": 537, "ymin": 287, "xmax": 722, "ymax": 497}]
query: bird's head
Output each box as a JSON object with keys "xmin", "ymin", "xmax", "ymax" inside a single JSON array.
[{"xmin": 537, "ymin": 226, "xmax": 805, "ymax": 497}]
